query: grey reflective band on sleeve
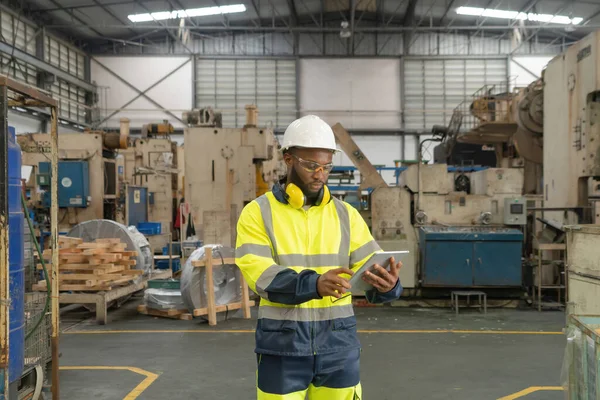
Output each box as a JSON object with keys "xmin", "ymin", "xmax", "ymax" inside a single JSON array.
[
  {"xmin": 255, "ymin": 264, "xmax": 288, "ymax": 298},
  {"xmin": 278, "ymin": 253, "xmax": 344, "ymax": 268},
  {"xmin": 256, "ymin": 195, "xmax": 279, "ymax": 264},
  {"xmin": 258, "ymin": 304, "xmax": 355, "ymax": 321},
  {"xmin": 333, "ymin": 198, "xmax": 351, "ymax": 265},
  {"xmin": 235, "ymin": 243, "xmax": 273, "ymax": 259},
  {"xmin": 349, "ymin": 240, "xmax": 382, "ymax": 265}
]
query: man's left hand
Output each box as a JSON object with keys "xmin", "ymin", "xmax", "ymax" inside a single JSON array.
[{"xmin": 362, "ymin": 256, "xmax": 402, "ymax": 293}]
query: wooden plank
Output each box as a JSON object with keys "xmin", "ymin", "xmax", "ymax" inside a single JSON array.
[
  {"xmin": 37, "ymin": 263, "xmax": 115, "ymax": 271},
  {"xmin": 56, "ymin": 254, "xmax": 88, "ymax": 263},
  {"xmin": 120, "ymin": 269, "xmax": 144, "ymax": 276},
  {"xmin": 95, "ymin": 239, "xmax": 122, "ymax": 244},
  {"xmin": 58, "ymin": 236, "xmax": 83, "ymax": 244},
  {"xmin": 58, "ymin": 273, "xmax": 128, "ymax": 281},
  {"xmin": 241, "ymin": 280, "xmax": 252, "ymax": 319},
  {"xmin": 88, "ymin": 254, "xmax": 122, "ymax": 264},
  {"xmin": 118, "ymin": 251, "xmax": 138, "ymax": 257},
  {"xmin": 110, "ymin": 243, "xmax": 127, "ymax": 252},
  {"xmin": 59, "ymin": 284, "xmax": 113, "ymax": 291},
  {"xmin": 205, "ymin": 247, "xmax": 217, "ymax": 326},
  {"xmin": 76, "ymin": 243, "xmax": 112, "ymax": 249},
  {"xmin": 115, "ymin": 259, "xmax": 136, "ymax": 266},
  {"xmin": 192, "ymin": 258, "xmax": 235, "ymax": 267},
  {"xmin": 82, "ymin": 248, "xmax": 109, "ymax": 256},
  {"xmin": 32, "ymin": 281, "xmax": 113, "ymax": 292},
  {"xmin": 42, "ymin": 248, "xmax": 83, "ymax": 256},
  {"xmin": 137, "ymin": 305, "xmax": 191, "ymax": 320},
  {"xmin": 95, "ymin": 265, "xmax": 125, "ymax": 274},
  {"xmin": 193, "ymin": 302, "xmax": 246, "ymax": 317}
]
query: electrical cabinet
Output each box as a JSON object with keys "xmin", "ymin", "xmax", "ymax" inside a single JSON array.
[
  {"xmin": 127, "ymin": 186, "xmax": 148, "ymax": 227},
  {"xmin": 503, "ymin": 197, "xmax": 527, "ymax": 225},
  {"xmin": 419, "ymin": 226, "xmax": 523, "ymax": 287},
  {"xmin": 39, "ymin": 161, "xmax": 90, "ymax": 208}
]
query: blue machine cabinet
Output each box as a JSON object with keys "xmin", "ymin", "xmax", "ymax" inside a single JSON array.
[
  {"xmin": 127, "ymin": 186, "xmax": 148, "ymax": 227},
  {"xmin": 39, "ymin": 160, "xmax": 89, "ymax": 208},
  {"xmin": 418, "ymin": 226, "xmax": 523, "ymax": 287}
]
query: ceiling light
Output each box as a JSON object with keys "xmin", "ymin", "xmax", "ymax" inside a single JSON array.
[
  {"xmin": 128, "ymin": 4, "xmax": 246, "ymax": 23},
  {"xmin": 456, "ymin": 6, "xmax": 582, "ymax": 25}
]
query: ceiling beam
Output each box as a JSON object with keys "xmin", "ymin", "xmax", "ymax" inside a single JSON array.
[
  {"xmin": 439, "ymin": 0, "xmax": 456, "ymax": 25},
  {"xmin": 403, "ymin": 0, "xmax": 418, "ymax": 55},
  {"xmin": 248, "ymin": 0, "xmax": 262, "ymax": 27},
  {"xmin": 510, "ymin": 0, "xmax": 575, "ymax": 54},
  {"xmin": 90, "ymin": 0, "xmax": 138, "ymax": 36},
  {"xmin": 581, "ymin": 5, "xmax": 600, "ymax": 26},
  {"xmin": 134, "ymin": 0, "xmax": 193, "ymax": 53},
  {"xmin": 46, "ymin": 0, "xmax": 107, "ymax": 39},
  {"xmin": 287, "ymin": 0, "xmax": 298, "ymax": 26},
  {"xmin": 29, "ymin": 0, "xmax": 159, "ymax": 13},
  {"xmin": 42, "ymin": 23, "xmax": 600, "ymax": 33}
]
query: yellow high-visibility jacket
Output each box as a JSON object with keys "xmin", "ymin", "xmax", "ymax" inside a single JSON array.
[{"xmin": 235, "ymin": 191, "xmax": 403, "ymax": 356}]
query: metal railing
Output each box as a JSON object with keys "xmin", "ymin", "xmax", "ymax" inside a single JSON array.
[{"xmin": 451, "ymin": 78, "xmax": 523, "ymax": 134}]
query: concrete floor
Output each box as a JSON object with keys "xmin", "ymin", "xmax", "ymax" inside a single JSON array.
[{"xmin": 57, "ymin": 299, "xmax": 567, "ymax": 400}]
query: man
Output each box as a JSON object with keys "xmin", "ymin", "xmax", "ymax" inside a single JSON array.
[{"xmin": 235, "ymin": 115, "xmax": 403, "ymax": 400}]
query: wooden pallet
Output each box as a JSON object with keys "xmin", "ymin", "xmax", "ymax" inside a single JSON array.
[
  {"xmin": 32, "ymin": 236, "xmax": 142, "ymax": 292},
  {"xmin": 58, "ymin": 269, "xmax": 173, "ymax": 325},
  {"xmin": 137, "ymin": 304, "xmax": 193, "ymax": 320}
]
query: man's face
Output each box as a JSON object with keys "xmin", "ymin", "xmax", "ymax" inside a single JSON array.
[{"xmin": 284, "ymin": 147, "xmax": 334, "ymax": 197}]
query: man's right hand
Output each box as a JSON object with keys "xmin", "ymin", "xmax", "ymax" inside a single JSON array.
[{"xmin": 317, "ymin": 268, "xmax": 354, "ymax": 298}]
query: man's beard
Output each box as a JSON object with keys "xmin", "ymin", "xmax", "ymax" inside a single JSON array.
[{"xmin": 289, "ymin": 166, "xmax": 321, "ymax": 204}]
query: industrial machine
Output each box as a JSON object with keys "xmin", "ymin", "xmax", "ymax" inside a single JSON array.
[
  {"xmin": 141, "ymin": 120, "xmax": 175, "ymax": 138},
  {"xmin": 433, "ymin": 78, "xmax": 544, "ymax": 196},
  {"xmin": 18, "ymin": 121, "xmax": 129, "ymax": 233},
  {"xmin": 182, "ymin": 105, "xmax": 285, "ymax": 247},
  {"xmin": 120, "ymin": 131, "xmax": 179, "ymax": 253},
  {"xmin": 543, "ymin": 31, "xmax": 600, "ymax": 227},
  {"xmin": 331, "ymin": 123, "xmax": 526, "ymax": 292}
]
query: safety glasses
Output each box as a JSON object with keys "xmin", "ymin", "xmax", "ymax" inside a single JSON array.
[{"xmin": 290, "ymin": 154, "xmax": 334, "ymax": 174}]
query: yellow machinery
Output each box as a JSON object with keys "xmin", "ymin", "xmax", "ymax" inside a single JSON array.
[
  {"xmin": 141, "ymin": 120, "xmax": 175, "ymax": 138},
  {"xmin": 182, "ymin": 105, "xmax": 284, "ymax": 247}
]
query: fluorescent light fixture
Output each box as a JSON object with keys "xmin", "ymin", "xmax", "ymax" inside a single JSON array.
[
  {"xmin": 128, "ymin": 4, "xmax": 246, "ymax": 23},
  {"xmin": 456, "ymin": 6, "xmax": 583, "ymax": 25}
]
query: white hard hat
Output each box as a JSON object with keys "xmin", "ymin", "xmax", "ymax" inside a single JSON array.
[{"xmin": 281, "ymin": 115, "xmax": 338, "ymax": 152}]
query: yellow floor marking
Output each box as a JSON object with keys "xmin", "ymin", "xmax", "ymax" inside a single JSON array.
[
  {"xmin": 497, "ymin": 386, "xmax": 564, "ymax": 400},
  {"xmin": 60, "ymin": 366, "xmax": 158, "ymax": 400},
  {"xmin": 63, "ymin": 329, "xmax": 563, "ymax": 335}
]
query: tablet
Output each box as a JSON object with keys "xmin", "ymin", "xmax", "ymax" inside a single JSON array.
[{"xmin": 348, "ymin": 251, "xmax": 409, "ymax": 295}]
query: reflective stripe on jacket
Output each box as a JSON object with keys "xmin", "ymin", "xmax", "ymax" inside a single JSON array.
[{"xmin": 235, "ymin": 191, "xmax": 403, "ymax": 356}]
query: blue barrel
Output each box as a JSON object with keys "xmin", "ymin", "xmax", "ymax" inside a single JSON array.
[{"xmin": 8, "ymin": 125, "xmax": 24, "ymax": 383}]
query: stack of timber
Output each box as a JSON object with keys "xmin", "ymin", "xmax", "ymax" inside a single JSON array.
[{"xmin": 33, "ymin": 236, "xmax": 143, "ymax": 292}]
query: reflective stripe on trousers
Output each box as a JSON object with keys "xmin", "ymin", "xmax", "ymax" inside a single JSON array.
[{"xmin": 256, "ymin": 349, "xmax": 362, "ymax": 400}]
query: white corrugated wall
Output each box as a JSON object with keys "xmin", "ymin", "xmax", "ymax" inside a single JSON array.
[
  {"xmin": 195, "ymin": 58, "xmax": 297, "ymax": 130},
  {"xmin": 404, "ymin": 57, "xmax": 508, "ymax": 131}
]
